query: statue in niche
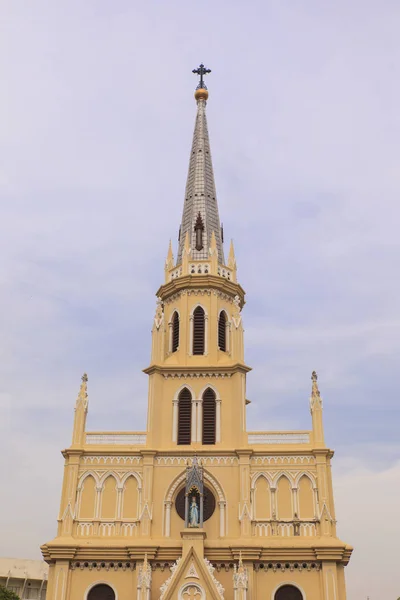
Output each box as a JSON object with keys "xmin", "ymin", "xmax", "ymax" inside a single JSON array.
[{"xmin": 189, "ymin": 495, "xmax": 200, "ymax": 528}]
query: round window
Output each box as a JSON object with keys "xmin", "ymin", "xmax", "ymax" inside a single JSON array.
[{"xmin": 175, "ymin": 486, "xmax": 216, "ymax": 522}]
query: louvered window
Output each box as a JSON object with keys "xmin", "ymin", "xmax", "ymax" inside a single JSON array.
[
  {"xmin": 172, "ymin": 311, "xmax": 179, "ymax": 352},
  {"xmin": 177, "ymin": 388, "xmax": 192, "ymax": 445},
  {"xmin": 218, "ymin": 311, "xmax": 227, "ymax": 351},
  {"xmin": 192, "ymin": 306, "xmax": 205, "ymax": 355},
  {"xmin": 202, "ymin": 388, "xmax": 216, "ymax": 445}
]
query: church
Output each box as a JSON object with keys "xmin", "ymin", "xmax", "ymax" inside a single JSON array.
[{"xmin": 41, "ymin": 66, "xmax": 352, "ymax": 600}]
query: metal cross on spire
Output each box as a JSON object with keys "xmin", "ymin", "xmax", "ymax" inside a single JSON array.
[{"xmin": 192, "ymin": 63, "xmax": 211, "ymax": 89}]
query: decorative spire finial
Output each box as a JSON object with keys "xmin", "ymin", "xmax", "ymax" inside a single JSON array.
[
  {"xmin": 193, "ymin": 63, "xmax": 211, "ymax": 101},
  {"xmin": 75, "ymin": 373, "xmax": 88, "ymax": 409},
  {"xmin": 192, "ymin": 63, "xmax": 211, "ymax": 90},
  {"xmin": 310, "ymin": 371, "xmax": 322, "ymax": 411}
]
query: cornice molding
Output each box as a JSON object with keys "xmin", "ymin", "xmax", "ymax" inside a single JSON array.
[
  {"xmin": 156, "ymin": 275, "xmax": 246, "ymax": 305},
  {"xmin": 143, "ymin": 363, "xmax": 251, "ymax": 377}
]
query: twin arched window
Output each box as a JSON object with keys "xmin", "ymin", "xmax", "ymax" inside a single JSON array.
[{"xmin": 177, "ymin": 387, "xmax": 217, "ymax": 445}]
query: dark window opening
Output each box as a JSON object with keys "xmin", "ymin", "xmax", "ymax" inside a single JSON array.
[
  {"xmin": 88, "ymin": 585, "xmax": 115, "ymax": 600},
  {"xmin": 275, "ymin": 585, "xmax": 303, "ymax": 600},
  {"xmin": 218, "ymin": 311, "xmax": 227, "ymax": 351},
  {"xmin": 172, "ymin": 312, "xmax": 179, "ymax": 352},
  {"xmin": 202, "ymin": 387, "xmax": 216, "ymax": 445},
  {"xmin": 193, "ymin": 306, "xmax": 205, "ymax": 355},
  {"xmin": 177, "ymin": 388, "xmax": 192, "ymax": 445}
]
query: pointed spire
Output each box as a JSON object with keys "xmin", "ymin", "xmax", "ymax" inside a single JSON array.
[
  {"xmin": 310, "ymin": 371, "xmax": 325, "ymax": 447},
  {"xmin": 72, "ymin": 373, "xmax": 88, "ymax": 446},
  {"xmin": 165, "ymin": 240, "xmax": 174, "ymax": 271},
  {"xmin": 75, "ymin": 373, "xmax": 88, "ymax": 409},
  {"xmin": 228, "ymin": 239, "xmax": 236, "ymax": 268},
  {"xmin": 177, "ymin": 72, "xmax": 225, "ymax": 266},
  {"xmin": 310, "ymin": 370, "xmax": 323, "ymax": 411}
]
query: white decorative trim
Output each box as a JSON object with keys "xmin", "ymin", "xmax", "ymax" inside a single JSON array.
[
  {"xmin": 204, "ymin": 559, "xmax": 224, "ymax": 599},
  {"xmin": 82, "ymin": 456, "xmax": 142, "ymax": 465},
  {"xmin": 160, "ymin": 559, "xmax": 181, "ymax": 599},
  {"xmin": 251, "ymin": 455, "xmax": 314, "ymax": 466},
  {"xmin": 178, "ymin": 583, "xmax": 205, "ymax": 600},
  {"xmin": 163, "ymin": 372, "xmax": 232, "ymax": 380},
  {"xmin": 157, "ymin": 456, "xmax": 238, "ymax": 466},
  {"xmin": 86, "ymin": 433, "xmax": 147, "ymax": 445},
  {"xmin": 248, "ymin": 433, "xmax": 310, "ymax": 445}
]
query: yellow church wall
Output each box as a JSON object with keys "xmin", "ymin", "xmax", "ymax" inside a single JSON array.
[
  {"xmin": 69, "ymin": 568, "xmax": 137, "ymax": 600},
  {"xmin": 254, "ymin": 569, "xmax": 323, "ymax": 600},
  {"xmin": 100, "ymin": 475, "xmax": 118, "ymax": 519},
  {"xmin": 79, "ymin": 475, "xmax": 96, "ymax": 519},
  {"xmin": 121, "ymin": 475, "xmax": 139, "ymax": 519},
  {"xmin": 254, "ymin": 475, "xmax": 271, "ymax": 520},
  {"xmin": 276, "ymin": 475, "xmax": 293, "ymax": 520},
  {"xmin": 298, "ymin": 475, "xmax": 314, "ymax": 519}
]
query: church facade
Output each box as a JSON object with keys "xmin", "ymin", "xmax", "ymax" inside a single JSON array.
[{"xmin": 42, "ymin": 68, "xmax": 352, "ymax": 600}]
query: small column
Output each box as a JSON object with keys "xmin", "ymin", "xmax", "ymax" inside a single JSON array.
[
  {"xmin": 165, "ymin": 501, "xmax": 172, "ymax": 537},
  {"xmin": 172, "ymin": 399, "xmax": 178, "ymax": 443},
  {"xmin": 219, "ymin": 501, "xmax": 226, "ymax": 537},
  {"xmin": 200, "ymin": 493, "xmax": 204, "ymax": 527},
  {"xmin": 204, "ymin": 313, "xmax": 209, "ymax": 355},
  {"xmin": 216, "ymin": 399, "xmax": 222, "ymax": 443},
  {"xmin": 313, "ymin": 486, "xmax": 320, "ymax": 518},
  {"xmin": 270, "ymin": 487, "xmax": 277, "ymax": 515},
  {"xmin": 116, "ymin": 486, "xmax": 123, "ymax": 519},
  {"xmin": 189, "ymin": 314, "xmax": 194, "ymax": 355},
  {"xmin": 95, "ymin": 486, "xmax": 103, "ymax": 518},
  {"xmin": 185, "ymin": 494, "xmax": 189, "ymax": 528},
  {"xmin": 191, "ymin": 399, "xmax": 197, "ymax": 442},
  {"xmin": 168, "ymin": 320, "xmax": 173, "ymax": 352},
  {"xmin": 292, "ymin": 486, "xmax": 299, "ymax": 515},
  {"xmin": 197, "ymin": 400, "xmax": 203, "ymax": 443}
]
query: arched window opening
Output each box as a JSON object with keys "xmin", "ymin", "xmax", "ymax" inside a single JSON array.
[
  {"xmin": 178, "ymin": 388, "xmax": 192, "ymax": 445},
  {"xmin": 218, "ymin": 311, "xmax": 227, "ymax": 351},
  {"xmin": 202, "ymin": 388, "xmax": 216, "ymax": 445},
  {"xmin": 87, "ymin": 584, "xmax": 115, "ymax": 600},
  {"xmin": 193, "ymin": 306, "xmax": 205, "ymax": 355},
  {"xmin": 194, "ymin": 212, "xmax": 204, "ymax": 251},
  {"xmin": 172, "ymin": 311, "xmax": 180, "ymax": 352},
  {"xmin": 275, "ymin": 584, "xmax": 303, "ymax": 600}
]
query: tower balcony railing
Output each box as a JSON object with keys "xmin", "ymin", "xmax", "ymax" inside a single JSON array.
[
  {"xmin": 248, "ymin": 431, "xmax": 311, "ymax": 445},
  {"xmin": 168, "ymin": 261, "xmax": 233, "ymax": 281},
  {"xmin": 253, "ymin": 519, "xmax": 319, "ymax": 537},
  {"xmin": 85, "ymin": 432, "xmax": 147, "ymax": 445}
]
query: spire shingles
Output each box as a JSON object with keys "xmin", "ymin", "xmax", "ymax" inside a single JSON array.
[{"xmin": 176, "ymin": 96, "xmax": 225, "ymax": 265}]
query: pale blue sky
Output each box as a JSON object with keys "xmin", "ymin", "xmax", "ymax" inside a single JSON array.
[{"xmin": 1, "ymin": 2, "xmax": 400, "ymax": 598}]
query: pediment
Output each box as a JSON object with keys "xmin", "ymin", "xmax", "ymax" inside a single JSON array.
[{"xmin": 160, "ymin": 548, "xmax": 224, "ymax": 600}]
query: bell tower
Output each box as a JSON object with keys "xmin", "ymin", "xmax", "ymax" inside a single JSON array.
[{"xmin": 144, "ymin": 65, "xmax": 250, "ymax": 451}]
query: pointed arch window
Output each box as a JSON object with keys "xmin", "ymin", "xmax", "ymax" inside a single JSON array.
[
  {"xmin": 177, "ymin": 388, "xmax": 192, "ymax": 445},
  {"xmin": 202, "ymin": 388, "xmax": 216, "ymax": 445},
  {"xmin": 192, "ymin": 306, "xmax": 205, "ymax": 355},
  {"xmin": 218, "ymin": 311, "xmax": 227, "ymax": 351},
  {"xmin": 171, "ymin": 311, "xmax": 180, "ymax": 352}
]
